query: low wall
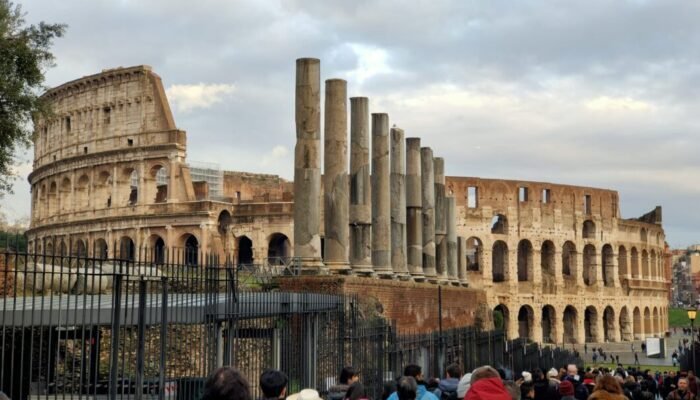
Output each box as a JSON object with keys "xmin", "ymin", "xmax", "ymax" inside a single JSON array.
[{"xmin": 276, "ymin": 276, "xmax": 489, "ymax": 332}]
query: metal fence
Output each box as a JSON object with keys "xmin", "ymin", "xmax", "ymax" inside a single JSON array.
[{"xmin": 0, "ymin": 243, "xmax": 582, "ymax": 400}]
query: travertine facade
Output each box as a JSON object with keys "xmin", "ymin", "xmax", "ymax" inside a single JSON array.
[{"xmin": 27, "ymin": 64, "xmax": 670, "ymax": 344}]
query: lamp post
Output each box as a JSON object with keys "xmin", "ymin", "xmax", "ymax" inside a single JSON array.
[{"xmin": 688, "ymin": 308, "xmax": 697, "ymax": 374}]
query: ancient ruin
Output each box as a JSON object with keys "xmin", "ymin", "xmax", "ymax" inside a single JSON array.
[{"xmin": 26, "ymin": 60, "xmax": 670, "ymax": 343}]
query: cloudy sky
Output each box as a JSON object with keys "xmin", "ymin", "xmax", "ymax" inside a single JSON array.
[{"xmin": 5, "ymin": 0, "xmax": 699, "ymax": 247}]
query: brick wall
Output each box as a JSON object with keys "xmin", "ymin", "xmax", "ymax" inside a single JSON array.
[{"xmin": 276, "ymin": 276, "xmax": 488, "ymax": 333}]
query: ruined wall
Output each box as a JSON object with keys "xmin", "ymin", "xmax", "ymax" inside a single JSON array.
[{"xmin": 223, "ymin": 171, "xmax": 292, "ymax": 202}]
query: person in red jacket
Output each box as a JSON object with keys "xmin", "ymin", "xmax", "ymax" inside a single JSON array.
[{"xmin": 465, "ymin": 366, "xmax": 510, "ymax": 400}]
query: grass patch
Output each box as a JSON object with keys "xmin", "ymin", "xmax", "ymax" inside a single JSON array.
[{"xmin": 669, "ymin": 307, "xmax": 695, "ymax": 327}]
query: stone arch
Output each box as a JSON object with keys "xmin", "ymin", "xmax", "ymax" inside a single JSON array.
[
  {"xmin": 584, "ymin": 306, "xmax": 599, "ymax": 343},
  {"xmin": 46, "ymin": 241, "xmax": 54, "ymax": 255},
  {"xmin": 602, "ymin": 244, "xmax": 614, "ymax": 287},
  {"xmin": 466, "ymin": 237, "xmax": 483, "ymax": 272},
  {"xmin": 121, "ymin": 167, "xmax": 139, "ymax": 206},
  {"xmin": 48, "ymin": 181, "xmax": 58, "ymax": 216},
  {"xmin": 517, "ymin": 239, "xmax": 533, "ymax": 282},
  {"xmin": 582, "ymin": 219, "xmax": 596, "ymax": 239},
  {"xmin": 518, "ymin": 305, "xmax": 535, "ymax": 340},
  {"xmin": 217, "ymin": 210, "xmax": 232, "ymax": 236},
  {"xmin": 641, "ymin": 249, "xmax": 649, "ymax": 279},
  {"xmin": 491, "ymin": 214, "xmax": 508, "ymax": 234},
  {"xmin": 640, "ymin": 228, "xmax": 647, "ymax": 243},
  {"xmin": 492, "ymin": 240, "xmax": 508, "ymax": 282},
  {"xmin": 633, "ymin": 307, "xmax": 642, "ymax": 340},
  {"xmin": 644, "ymin": 307, "xmax": 651, "ymax": 336},
  {"xmin": 60, "ymin": 177, "xmax": 72, "ymax": 213},
  {"xmin": 494, "ymin": 304, "xmax": 509, "ymax": 336},
  {"xmin": 38, "ymin": 183, "xmax": 46, "ymax": 220},
  {"xmin": 118, "ymin": 236, "xmax": 135, "ymax": 261},
  {"xmin": 181, "ymin": 234, "xmax": 199, "ymax": 266},
  {"xmin": 618, "ymin": 245, "xmax": 628, "ymax": 281},
  {"xmin": 603, "ymin": 306, "xmax": 616, "ymax": 342},
  {"xmin": 76, "ymin": 174, "xmax": 90, "ymax": 210},
  {"xmin": 562, "ymin": 241, "xmax": 577, "ymax": 277},
  {"xmin": 650, "ymin": 250, "xmax": 657, "ymax": 279},
  {"xmin": 58, "ymin": 240, "xmax": 67, "ymax": 256},
  {"xmin": 149, "ymin": 164, "xmax": 168, "ymax": 203},
  {"xmin": 653, "ymin": 307, "xmax": 659, "ymax": 336},
  {"xmin": 267, "ymin": 232, "xmax": 291, "ymax": 261},
  {"xmin": 148, "ymin": 234, "xmax": 166, "ymax": 264},
  {"xmin": 582, "ymin": 244, "xmax": 596, "ymax": 286},
  {"xmin": 97, "ymin": 170, "xmax": 113, "ymax": 208},
  {"xmin": 542, "ymin": 305, "xmax": 557, "ymax": 344},
  {"xmin": 563, "ymin": 306, "xmax": 579, "ymax": 344},
  {"xmin": 237, "ymin": 235, "xmax": 253, "ymax": 265},
  {"xmin": 619, "ymin": 306, "xmax": 632, "ymax": 341},
  {"xmin": 93, "ymin": 238, "xmax": 108, "ymax": 260},
  {"xmin": 630, "ymin": 247, "xmax": 639, "ymax": 278},
  {"xmin": 74, "ymin": 239, "xmax": 87, "ymax": 257}
]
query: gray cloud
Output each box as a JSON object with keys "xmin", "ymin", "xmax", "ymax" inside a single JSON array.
[{"xmin": 5, "ymin": 0, "xmax": 697, "ymax": 247}]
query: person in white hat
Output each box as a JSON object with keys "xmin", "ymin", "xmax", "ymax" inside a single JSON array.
[{"xmin": 286, "ymin": 389, "xmax": 322, "ymax": 400}]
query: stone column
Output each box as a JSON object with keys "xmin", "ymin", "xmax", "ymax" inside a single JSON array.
[
  {"xmin": 390, "ymin": 127, "xmax": 410, "ymax": 279},
  {"xmin": 349, "ymin": 97, "xmax": 373, "ymax": 274},
  {"xmin": 405, "ymin": 138, "xmax": 424, "ymax": 280},
  {"xmin": 371, "ymin": 113, "xmax": 393, "ymax": 277},
  {"xmin": 457, "ymin": 236, "xmax": 467, "ymax": 286},
  {"xmin": 293, "ymin": 58, "xmax": 324, "ymax": 272},
  {"xmin": 446, "ymin": 196, "xmax": 458, "ymax": 285},
  {"xmin": 421, "ymin": 147, "xmax": 437, "ymax": 282},
  {"xmin": 434, "ymin": 157, "xmax": 448, "ymax": 283},
  {"xmin": 531, "ymin": 312, "xmax": 543, "ymax": 343},
  {"xmin": 323, "ymin": 79, "xmax": 350, "ymax": 273}
]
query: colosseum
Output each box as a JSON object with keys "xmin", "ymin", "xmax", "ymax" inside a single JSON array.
[{"xmin": 25, "ymin": 62, "xmax": 670, "ymax": 344}]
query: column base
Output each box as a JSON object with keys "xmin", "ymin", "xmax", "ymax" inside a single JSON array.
[
  {"xmin": 351, "ymin": 263, "xmax": 374, "ymax": 276},
  {"xmin": 325, "ymin": 261, "xmax": 351, "ymax": 274},
  {"xmin": 374, "ymin": 266, "xmax": 395, "ymax": 279},
  {"xmin": 299, "ymin": 258, "xmax": 327, "ymax": 275}
]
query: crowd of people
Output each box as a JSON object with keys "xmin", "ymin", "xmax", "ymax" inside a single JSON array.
[{"xmin": 198, "ymin": 363, "xmax": 700, "ymax": 400}]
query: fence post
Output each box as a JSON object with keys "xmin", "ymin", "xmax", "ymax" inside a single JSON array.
[
  {"xmin": 109, "ymin": 273, "xmax": 123, "ymax": 400},
  {"xmin": 136, "ymin": 278, "xmax": 147, "ymax": 400},
  {"xmin": 159, "ymin": 276, "xmax": 168, "ymax": 400}
]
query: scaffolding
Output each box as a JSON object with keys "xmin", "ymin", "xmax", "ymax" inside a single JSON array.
[{"xmin": 189, "ymin": 160, "xmax": 224, "ymax": 200}]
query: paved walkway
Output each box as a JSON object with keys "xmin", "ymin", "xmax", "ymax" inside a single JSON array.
[{"xmin": 573, "ymin": 331, "xmax": 692, "ymax": 367}]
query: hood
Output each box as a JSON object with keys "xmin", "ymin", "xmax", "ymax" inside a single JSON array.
[
  {"xmin": 438, "ymin": 378, "xmax": 460, "ymax": 392},
  {"xmin": 465, "ymin": 377, "xmax": 511, "ymax": 400},
  {"xmin": 457, "ymin": 373, "xmax": 472, "ymax": 398}
]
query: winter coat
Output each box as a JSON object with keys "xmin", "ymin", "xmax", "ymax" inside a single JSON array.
[
  {"xmin": 464, "ymin": 377, "xmax": 511, "ymax": 400},
  {"xmin": 666, "ymin": 389, "xmax": 694, "ymax": 400},
  {"xmin": 564, "ymin": 376, "xmax": 589, "ymax": 400},
  {"xmin": 327, "ymin": 384, "xmax": 350, "ymax": 400},
  {"xmin": 533, "ymin": 377, "xmax": 558, "ymax": 400},
  {"xmin": 433, "ymin": 377, "xmax": 459, "ymax": 400},
  {"xmin": 387, "ymin": 384, "xmax": 439, "ymax": 400}
]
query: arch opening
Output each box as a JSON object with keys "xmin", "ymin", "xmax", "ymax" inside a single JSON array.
[
  {"xmin": 494, "ymin": 305, "xmax": 509, "ymax": 337},
  {"xmin": 582, "ymin": 220, "xmax": 596, "ymax": 239},
  {"xmin": 184, "ymin": 234, "xmax": 199, "ymax": 266},
  {"xmin": 582, "ymin": 244, "xmax": 596, "ymax": 286},
  {"xmin": 518, "ymin": 305, "xmax": 534, "ymax": 340},
  {"xmin": 602, "ymin": 244, "xmax": 614, "ymax": 287},
  {"xmin": 490, "ymin": 214, "xmax": 508, "ymax": 234},
  {"xmin": 562, "ymin": 241, "xmax": 576, "ymax": 277},
  {"xmin": 542, "ymin": 305, "xmax": 557, "ymax": 344},
  {"xmin": 94, "ymin": 238, "xmax": 108, "ymax": 260},
  {"xmin": 238, "ymin": 236, "xmax": 253, "ymax": 265},
  {"xmin": 563, "ymin": 306, "xmax": 578, "ymax": 344},
  {"xmin": 119, "ymin": 236, "xmax": 135, "ymax": 261},
  {"xmin": 517, "ymin": 239, "xmax": 533, "ymax": 282},
  {"xmin": 492, "ymin": 240, "xmax": 508, "ymax": 283},
  {"xmin": 584, "ymin": 306, "xmax": 599, "ymax": 343},
  {"xmin": 267, "ymin": 233, "xmax": 291, "ymax": 263},
  {"xmin": 466, "ymin": 237, "xmax": 483, "ymax": 272}
]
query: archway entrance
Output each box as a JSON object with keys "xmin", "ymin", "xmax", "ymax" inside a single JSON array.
[
  {"xmin": 238, "ymin": 236, "xmax": 253, "ymax": 265},
  {"xmin": 517, "ymin": 240, "xmax": 533, "ymax": 282},
  {"xmin": 563, "ymin": 306, "xmax": 578, "ymax": 344},
  {"xmin": 184, "ymin": 235, "xmax": 199, "ymax": 266},
  {"xmin": 492, "ymin": 241, "xmax": 508, "ymax": 282},
  {"xmin": 542, "ymin": 305, "xmax": 557, "ymax": 343},
  {"xmin": 267, "ymin": 233, "xmax": 291, "ymax": 263},
  {"xmin": 584, "ymin": 306, "xmax": 599, "ymax": 343},
  {"xmin": 518, "ymin": 305, "xmax": 534, "ymax": 340},
  {"xmin": 494, "ymin": 305, "xmax": 509, "ymax": 338},
  {"xmin": 119, "ymin": 236, "xmax": 135, "ymax": 261}
]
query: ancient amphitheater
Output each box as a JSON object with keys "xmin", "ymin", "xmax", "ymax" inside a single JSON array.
[{"xmin": 25, "ymin": 60, "xmax": 670, "ymax": 344}]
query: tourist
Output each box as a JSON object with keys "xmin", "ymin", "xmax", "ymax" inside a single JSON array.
[
  {"xmin": 558, "ymin": 380, "xmax": 576, "ymax": 400},
  {"xmin": 666, "ymin": 378, "xmax": 693, "ymax": 400},
  {"xmin": 387, "ymin": 365, "xmax": 438, "ymax": 400},
  {"xmin": 533, "ymin": 368, "xmax": 558, "ymax": 400},
  {"xmin": 588, "ymin": 375, "xmax": 626, "ymax": 400},
  {"xmin": 563, "ymin": 364, "xmax": 589, "ymax": 400},
  {"xmin": 328, "ymin": 367, "xmax": 359, "ymax": 400},
  {"xmin": 202, "ymin": 366, "xmax": 251, "ymax": 400},
  {"xmin": 520, "ymin": 381, "xmax": 535, "ymax": 400},
  {"xmin": 686, "ymin": 370, "xmax": 698, "ymax": 396},
  {"xmin": 465, "ymin": 366, "xmax": 511, "ymax": 400},
  {"xmin": 433, "ymin": 363, "xmax": 461, "ymax": 400},
  {"xmin": 456, "ymin": 372, "xmax": 472, "ymax": 399},
  {"xmin": 397, "ymin": 376, "xmax": 417, "ymax": 400},
  {"xmin": 345, "ymin": 382, "xmax": 369, "ymax": 400},
  {"xmin": 382, "ymin": 381, "xmax": 397, "ymax": 400},
  {"xmin": 259, "ymin": 369, "xmax": 288, "ymax": 400}
]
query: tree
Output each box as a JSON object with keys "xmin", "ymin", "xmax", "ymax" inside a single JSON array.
[{"xmin": 0, "ymin": 1, "xmax": 65, "ymax": 195}]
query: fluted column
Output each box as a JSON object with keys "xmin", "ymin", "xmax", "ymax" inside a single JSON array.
[
  {"xmin": 323, "ymin": 79, "xmax": 350, "ymax": 273},
  {"xmin": 349, "ymin": 97, "xmax": 373, "ymax": 274},
  {"xmin": 434, "ymin": 157, "xmax": 448, "ymax": 283},
  {"xmin": 293, "ymin": 58, "xmax": 324, "ymax": 272},
  {"xmin": 371, "ymin": 113, "xmax": 393, "ymax": 277},
  {"xmin": 421, "ymin": 147, "xmax": 437, "ymax": 282},
  {"xmin": 446, "ymin": 196, "xmax": 458, "ymax": 285},
  {"xmin": 458, "ymin": 236, "xmax": 468, "ymax": 286},
  {"xmin": 390, "ymin": 127, "xmax": 409, "ymax": 279},
  {"xmin": 405, "ymin": 138, "xmax": 424, "ymax": 280}
]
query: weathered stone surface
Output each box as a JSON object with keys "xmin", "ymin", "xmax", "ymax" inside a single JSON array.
[
  {"xmin": 323, "ymin": 79, "xmax": 350, "ymax": 272},
  {"xmin": 446, "ymin": 196, "xmax": 458, "ymax": 285},
  {"xmin": 457, "ymin": 236, "xmax": 468, "ymax": 286},
  {"xmin": 434, "ymin": 157, "xmax": 447, "ymax": 282},
  {"xmin": 349, "ymin": 97, "xmax": 372, "ymax": 274},
  {"xmin": 294, "ymin": 58, "xmax": 324, "ymax": 271},
  {"xmin": 371, "ymin": 113, "xmax": 393, "ymax": 277},
  {"xmin": 405, "ymin": 138, "xmax": 424, "ymax": 280},
  {"xmin": 390, "ymin": 127, "xmax": 409, "ymax": 279},
  {"xmin": 421, "ymin": 147, "xmax": 437, "ymax": 281}
]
